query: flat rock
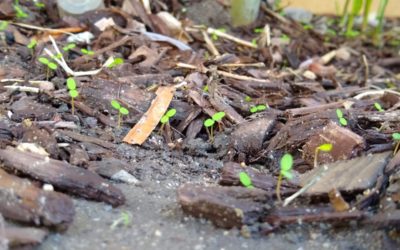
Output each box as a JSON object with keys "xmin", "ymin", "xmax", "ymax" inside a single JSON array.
[
  {"xmin": 0, "ymin": 148, "xmax": 125, "ymax": 206},
  {"xmin": 177, "ymin": 184, "xmax": 272, "ymax": 229},
  {"xmin": 300, "ymin": 152, "xmax": 391, "ymax": 194}
]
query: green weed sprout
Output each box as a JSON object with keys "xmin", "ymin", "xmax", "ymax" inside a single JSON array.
[
  {"xmin": 34, "ymin": 1, "xmax": 45, "ymax": 8},
  {"xmin": 254, "ymin": 28, "xmax": 263, "ymax": 34},
  {"xmin": 38, "ymin": 57, "xmax": 57, "ymax": 80},
  {"xmin": 314, "ymin": 143, "xmax": 333, "ymax": 168},
  {"xmin": 159, "ymin": 108, "xmax": 176, "ymax": 133},
  {"xmin": 211, "ymin": 28, "xmax": 226, "ymax": 41},
  {"xmin": 345, "ymin": 0, "xmax": 363, "ymax": 37},
  {"xmin": 239, "ymin": 172, "xmax": 253, "ymax": 188},
  {"xmin": 250, "ymin": 104, "xmax": 267, "ymax": 113},
  {"xmin": 81, "ymin": 48, "xmax": 94, "ymax": 56},
  {"xmin": 63, "ymin": 43, "xmax": 76, "ymax": 52},
  {"xmin": 336, "ymin": 109, "xmax": 348, "ymax": 126},
  {"xmin": 281, "ymin": 34, "xmax": 291, "ymax": 43},
  {"xmin": 67, "ymin": 77, "xmax": 79, "ymax": 115},
  {"xmin": 204, "ymin": 111, "xmax": 225, "ymax": 142},
  {"xmin": 374, "ymin": 0, "xmax": 389, "ymax": 46},
  {"xmin": 361, "ymin": 0, "xmax": 373, "ymax": 32},
  {"xmin": 0, "ymin": 21, "xmax": 9, "ymax": 31},
  {"xmin": 392, "ymin": 133, "xmax": 400, "ymax": 155},
  {"xmin": 107, "ymin": 57, "xmax": 124, "ymax": 68},
  {"xmin": 14, "ymin": 2, "xmax": 28, "ymax": 19},
  {"xmin": 276, "ymin": 153, "xmax": 293, "ymax": 203},
  {"xmin": 110, "ymin": 211, "xmax": 132, "ymax": 230},
  {"xmin": 111, "ymin": 100, "xmax": 129, "ymax": 128},
  {"xmin": 27, "ymin": 39, "xmax": 37, "ymax": 50},
  {"xmin": 374, "ymin": 102, "xmax": 384, "ymax": 112},
  {"xmin": 244, "ymin": 96, "xmax": 252, "ymax": 102}
]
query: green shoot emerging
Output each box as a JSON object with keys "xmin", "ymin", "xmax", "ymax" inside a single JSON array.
[
  {"xmin": 0, "ymin": 21, "xmax": 9, "ymax": 31},
  {"xmin": 67, "ymin": 77, "xmax": 78, "ymax": 115},
  {"xmin": 34, "ymin": 1, "xmax": 46, "ymax": 8},
  {"xmin": 111, "ymin": 100, "xmax": 129, "ymax": 128},
  {"xmin": 314, "ymin": 143, "xmax": 333, "ymax": 169},
  {"xmin": 374, "ymin": 102, "xmax": 384, "ymax": 112},
  {"xmin": 27, "ymin": 39, "xmax": 37, "ymax": 50},
  {"xmin": 204, "ymin": 111, "xmax": 225, "ymax": 142},
  {"xmin": 211, "ymin": 28, "xmax": 226, "ymax": 41},
  {"xmin": 107, "ymin": 57, "xmax": 124, "ymax": 68},
  {"xmin": 244, "ymin": 96, "xmax": 252, "ymax": 102},
  {"xmin": 239, "ymin": 172, "xmax": 253, "ymax": 188},
  {"xmin": 250, "ymin": 104, "xmax": 267, "ymax": 113},
  {"xmin": 14, "ymin": 3, "xmax": 28, "ymax": 19},
  {"xmin": 38, "ymin": 57, "xmax": 57, "ymax": 80},
  {"xmin": 81, "ymin": 48, "xmax": 94, "ymax": 56},
  {"xmin": 110, "ymin": 211, "xmax": 132, "ymax": 230},
  {"xmin": 276, "ymin": 153, "xmax": 293, "ymax": 203},
  {"xmin": 392, "ymin": 133, "xmax": 400, "ymax": 155},
  {"xmin": 336, "ymin": 109, "xmax": 348, "ymax": 126},
  {"xmin": 159, "ymin": 108, "xmax": 177, "ymax": 133},
  {"xmin": 63, "ymin": 43, "xmax": 76, "ymax": 52},
  {"xmin": 345, "ymin": 0, "xmax": 363, "ymax": 37}
]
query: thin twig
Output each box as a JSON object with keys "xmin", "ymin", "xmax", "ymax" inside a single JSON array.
[
  {"xmin": 4, "ymin": 85, "xmax": 39, "ymax": 93},
  {"xmin": 206, "ymin": 27, "xmax": 257, "ymax": 49},
  {"xmin": 362, "ymin": 54, "xmax": 369, "ymax": 86},
  {"xmin": 201, "ymin": 30, "xmax": 220, "ymax": 56}
]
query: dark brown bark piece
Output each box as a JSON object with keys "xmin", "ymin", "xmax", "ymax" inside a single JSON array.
[
  {"xmin": 0, "ymin": 169, "xmax": 74, "ymax": 228},
  {"xmin": 230, "ymin": 116, "xmax": 275, "ymax": 156},
  {"xmin": 363, "ymin": 210, "xmax": 400, "ymax": 229},
  {"xmin": 299, "ymin": 152, "xmax": 391, "ymax": 194},
  {"xmin": 4, "ymin": 225, "xmax": 48, "ymax": 248},
  {"xmin": 177, "ymin": 184, "xmax": 273, "ymax": 229},
  {"xmin": 22, "ymin": 126, "xmax": 59, "ymax": 158},
  {"xmin": 10, "ymin": 97, "xmax": 57, "ymax": 122},
  {"xmin": 302, "ymin": 121, "xmax": 365, "ymax": 165},
  {"xmin": 0, "ymin": 148, "xmax": 125, "ymax": 207},
  {"xmin": 56, "ymin": 130, "xmax": 115, "ymax": 149}
]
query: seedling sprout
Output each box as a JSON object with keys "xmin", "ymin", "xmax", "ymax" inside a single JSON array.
[
  {"xmin": 110, "ymin": 211, "xmax": 132, "ymax": 230},
  {"xmin": 392, "ymin": 133, "xmax": 400, "ymax": 155},
  {"xmin": 204, "ymin": 111, "xmax": 225, "ymax": 142},
  {"xmin": 211, "ymin": 28, "xmax": 226, "ymax": 41},
  {"xmin": 159, "ymin": 108, "xmax": 177, "ymax": 133},
  {"xmin": 111, "ymin": 100, "xmax": 129, "ymax": 128},
  {"xmin": 314, "ymin": 143, "xmax": 333, "ymax": 168},
  {"xmin": 276, "ymin": 153, "xmax": 293, "ymax": 203},
  {"xmin": 250, "ymin": 104, "xmax": 267, "ymax": 113},
  {"xmin": 67, "ymin": 77, "xmax": 78, "ymax": 115},
  {"xmin": 38, "ymin": 57, "xmax": 57, "ymax": 80},
  {"xmin": 0, "ymin": 21, "xmax": 9, "ymax": 31},
  {"xmin": 14, "ymin": 2, "xmax": 28, "ymax": 19},
  {"xmin": 107, "ymin": 58, "xmax": 124, "ymax": 68},
  {"xmin": 374, "ymin": 102, "xmax": 384, "ymax": 112},
  {"xmin": 239, "ymin": 172, "xmax": 253, "ymax": 188},
  {"xmin": 81, "ymin": 48, "xmax": 94, "ymax": 56},
  {"xmin": 27, "ymin": 39, "xmax": 37, "ymax": 50},
  {"xmin": 336, "ymin": 109, "xmax": 348, "ymax": 126},
  {"xmin": 63, "ymin": 43, "xmax": 76, "ymax": 52}
]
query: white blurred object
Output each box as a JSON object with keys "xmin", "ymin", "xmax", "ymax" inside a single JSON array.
[
  {"xmin": 67, "ymin": 31, "xmax": 95, "ymax": 44},
  {"xmin": 57, "ymin": 0, "xmax": 104, "ymax": 16}
]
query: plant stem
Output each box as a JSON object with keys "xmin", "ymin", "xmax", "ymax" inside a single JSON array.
[
  {"xmin": 118, "ymin": 112, "xmax": 121, "ymax": 128},
  {"xmin": 362, "ymin": 0, "xmax": 373, "ymax": 32},
  {"xmin": 340, "ymin": 0, "xmax": 350, "ymax": 27},
  {"xmin": 394, "ymin": 142, "xmax": 400, "ymax": 156},
  {"xmin": 276, "ymin": 173, "xmax": 283, "ymax": 203},
  {"xmin": 314, "ymin": 148, "xmax": 319, "ymax": 168},
  {"xmin": 71, "ymin": 97, "xmax": 75, "ymax": 115},
  {"xmin": 210, "ymin": 126, "xmax": 214, "ymax": 142}
]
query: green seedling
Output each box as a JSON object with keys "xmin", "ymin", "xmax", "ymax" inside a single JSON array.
[
  {"xmin": 81, "ymin": 48, "xmax": 94, "ymax": 56},
  {"xmin": 239, "ymin": 172, "xmax": 253, "ymax": 188},
  {"xmin": 67, "ymin": 77, "xmax": 79, "ymax": 115},
  {"xmin": 14, "ymin": 2, "xmax": 29, "ymax": 19},
  {"xmin": 336, "ymin": 108, "xmax": 348, "ymax": 126},
  {"xmin": 374, "ymin": 0, "xmax": 389, "ymax": 46},
  {"xmin": 211, "ymin": 28, "xmax": 226, "ymax": 41},
  {"xmin": 251, "ymin": 38, "xmax": 257, "ymax": 46},
  {"xmin": 374, "ymin": 102, "xmax": 384, "ymax": 112},
  {"xmin": 276, "ymin": 153, "xmax": 293, "ymax": 203},
  {"xmin": 345, "ymin": 0, "xmax": 363, "ymax": 37},
  {"xmin": 38, "ymin": 57, "xmax": 57, "ymax": 80},
  {"xmin": 254, "ymin": 28, "xmax": 263, "ymax": 34},
  {"xmin": 107, "ymin": 57, "xmax": 124, "ymax": 68},
  {"xmin": 27, "ymin": 39, "xmax": 37, "ymax": 50},
  {"xmin": 111, "ymin": 100, "xmax": 129, "ymax": 128},
  {"xmin": 34, "ymin": 1, "xmax": 45, "ymax": 8},
  {"xmin": 362, "ymin": 0, "xmax": 373, "ymax": 32},
  {"xmin": 280, "ymin": 34, "xmax": 291, "ymax": 43},
  {"xmin": 203, "ymin": 85, "xmax": 209, "ymax": 93},
  {"xmin": 63, "ymin": 43, "xmax": 76, "ymax": 52},
  {"xmin": 0, "ymin": 21, "xmax": 8, "ymax": 31},
  {"xmin": 204, "ymin": 111, "xmax": 225, "ymax": 142},
  {"xmin": 303, "ymin": 24, "xmax": 313, "ymax": 30},
  {"xmin": 110, "ymin": 211, "xmax": 132, "ymax": 230},
  {"xmin": 314, "ymin": 143, "xmax": 333, "ymax": 168},
  {"xmin": 392, "ymin": 133, "xmax": 400, "ymax": 155},
  {"xmin": 244, "ymin": 96, "xmax": 252, "ymax": 102},
  {"xmin": 159, "ymin": 108, "xmax": 176, "ymax": 133},
  {"xmin": 250, "ymin": 104, "xmax": 267, "ymax": 113}
]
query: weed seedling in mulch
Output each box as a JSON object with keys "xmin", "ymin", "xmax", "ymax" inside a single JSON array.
[
  {"xmin": 63, "ymin": 43, "xmax": 76, "ymax": 52},
  {"xmin": 107, "ymin": 57, "xmax": 124, "ymax": 68},
  {"xmin": 211, "ymin": 28, "xmax": 226, "ymax": 40},
  {"xmin": 67, "ymin": 77, "xmax": 79, "ymax": 115},
  {"xmin": 250, "ymin": 104, "xmax": 267, "ymax": 113},
  {"xmin": 14, "ymin": 1, "xmax": 29, "ymax": 19},
  {"xmin": 81, "ymin": 48, "xmax": 95, "ymax": 56},
  {"xmin": 314, "ymin": 143, "xmax": 333, "ymax": 168},
  {"xmin": 336, "ymin": 109, "xmax": 348, "ymax": 126},
  {"xmin": 374, "ymin": 102, "xmax": 384, "ymax": 112},
  {"xmin": 111, "ymin": 100, "xmax": 129, "ymax": 128},
  {"xmin": 38, "ymin": 57, "xmax": 57, "ymax": 80},
  {"xmin": 27, "ymin": 39, "xmax": 37, "ymax": 50},
  {"xmin": 110, "ymin": 211, "xmax": 132, "ymax": 230},
  {"xmin": 159, "ymin": 108, "xmax": 176, "ymax": 133},
  {"xmin": 204, "ymin": 111, "xmax": 225, "ymax": 142},
  {"xmin": 276, "ymin": 153, "xmax": 293, "ymax": 203},
  {"xmin": 239, "ymin": 172, "xmax": 253, "ymax": 189},
  {"xmin": 392, "ymin": 133, "xmax": 400, "ymax": 155}
]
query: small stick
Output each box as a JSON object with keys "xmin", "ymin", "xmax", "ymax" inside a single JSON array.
[
  {"xmin": 207, "ymin": 27, "xmax": 257, "ymax": 49},
  {"xmin": 220, "ymin": 62, "xmax": 265, "ymax": 68},
  {"xmin": 4, "ymin": 85, "xmax": 39, "ymax": 93},
  {"xmin": 201, "ymin": 30, "xmax": 220, "ymax": 56},
  {"xmin": 362, "ymin": 55, "xmax": 369, "ymax": 86}
]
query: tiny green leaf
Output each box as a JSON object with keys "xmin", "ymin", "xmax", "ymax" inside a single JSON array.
[
  {"xmin": 212, "ymin": 112, "xmax": 225, "ymax": 122},
  {"xmin": 392, "ymin": 133, "xmax": 400, "ymax": 141},
  {"xmin": 203, "ymin": 85, "xmax": 208, "ymax": 92},
  {"xmin": 204, "ymin": 119, "xmax": 215, "ymax": 127},
  {"xmin": 160, "ymin": 115, "xmax": 169, "ymax": 124},
  {"xmin": 66, "ymin": 77, "xmax": 76, "ymax": 90},
  {"xmin": 120, "ymin": 107, "xmax": 129, "ymax": 115},
  {"xmin": 63, "ymin": 43, "xmax": 76, "ymax": 51},
  {"xmin": 239, "ymin": 172, "xmax": 253, "ymax": 188},
  {"xmin": 280, "ymin": 153, "xmax": 293, "ymax": 172},
  {"xmin": 35, "ymin": 2, "xmax": 45, "ymax": 8},
  {"xmin": 14, "ymin": 4, "xmax": 28, "ymax": 19},
  {"xmin": 69, "ymin": 89, "xmax": 78, "ymax": 98},
  {"xmin": 339, "ymin": 117, "xmax": 348, "ymax": 126},
  {"xmin": 254, "ymin": 28, "xmax": 263, "ymax": 33},
  {"xmin": 336, "ymin": 109, "xmax": 343, "ymax": 118},
  {"xmin": 166, "ymin": 108, "xmax": 176, "ymax": 118},
  {"xmin": 111, "ymin": 100, "xmax": 121, "ymax": 110},
  {"xmin": 244, "ymin": 96, "xmax": 252, "ymax": 102},
  {"xmin": 250, "ymin": 106, "xmax": 258, "ymax": 113},
  {"xmin": 0, "ymin": 21, "xmax": 9, "ymax": 31},
  {"xmin": 317, "ymin": 143, "xmax": 333, "ymax": 152},
  {"xmin": 108, "ymin": 57, "xmax": 124, "ymax": 68},
  {"xmin": 81, "ymin": 48, "xmax": 88, "ymax": 54},
  {"xmin": 48, "ymin": 62, "xmax": 58, "ymax": 70},
  {"xmin": 374, "ymin": 102, "xmax": 384, "ymax": 112},
  {"xmin": 27, "ymin": 39, "xmax": 37, "ymax": 49},
  {"xmin": 256, "ymin": 104, "xmax": 267, "ymax": 111},
  {"xmin": 38, "ymin": 57, "xmax": 49, "ymax": 65},
  {"xmin": 281, "ymin": 170, "xmax": 293, "ymax": 180}
]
